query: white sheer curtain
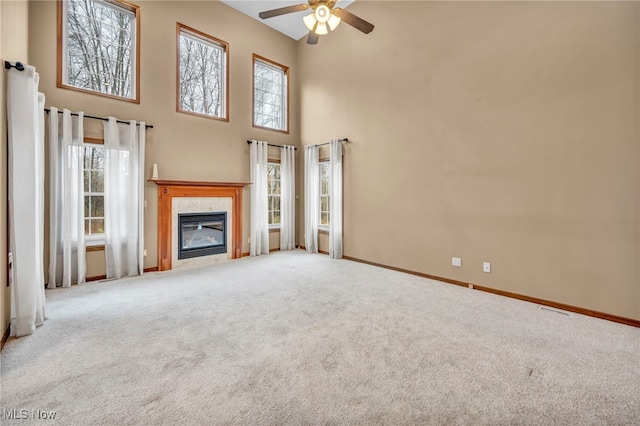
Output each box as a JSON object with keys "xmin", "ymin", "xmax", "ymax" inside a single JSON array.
[
  {"xmin": 249, "ymin": 141, "xmax": 269, "ymax": 256},
  {"xmin": 7, "ymin": 65, "xmax": 46, "ymax": 337},
  {"xmin": 103, "ymin": 118, "xmax": 145, "ymax": 279},
  {"xmin": 329, "ymin": 139, "xmax": 343, "ymax": 259},
  {"xmin": 304, "ymin": 145, "xmax": 319, "ymax": 253},
  {"xmin": 280, "ymin": 145, "xmax": 296, "ymax": 250},
  {"xmin": 48, "ymin": 108, "xmax": 86, "ymax": 288}
]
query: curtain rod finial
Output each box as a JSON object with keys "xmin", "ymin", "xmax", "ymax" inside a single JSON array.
[{"xmin": 4, "ymin": 61, "xmax": 25, "ymax": 71}]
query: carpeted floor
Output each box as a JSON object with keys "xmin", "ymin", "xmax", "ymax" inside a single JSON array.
[{"xmin": 1, "ymin": 250, "xmax": 639, "ymax": 425}]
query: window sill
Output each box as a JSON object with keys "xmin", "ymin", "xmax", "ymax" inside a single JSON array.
[
  {"xmin": 269, "ymin": 227, "xmax": 281, "ymax": 233},
  {"xmin": 318, "ymin": 227, "xmax": 329, "ymax": 235},
  {"xmin": 177, "ymin": 108, "xmax": 229, "ymax": 122},
  {"xmin": 252, "ymin": 123, "xmax": 289, "ymax": 134},
  {"xmin": 86, "ymin": 237, "xmax": 105, "ymax": 252},
  {"xmin": 57, "ymin": 83, "xmax": 139, "ymax": 104}
]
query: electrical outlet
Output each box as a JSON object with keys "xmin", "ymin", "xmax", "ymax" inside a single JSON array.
[
  {"xmin": 483, "ymin": 262, "xmax": 491, "ymax": 273},
  {"xmin": 143, "ymin": 249, "xmax": 147, "ymax": 257},
  {"xmin": 452, "ymin": 257, "xmax": 462, "ymax": 267}
]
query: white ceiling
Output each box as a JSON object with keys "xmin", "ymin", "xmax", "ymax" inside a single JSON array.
[{"xmin": 220, "ymin": 0, "xmax": 356, "ymax": 41}]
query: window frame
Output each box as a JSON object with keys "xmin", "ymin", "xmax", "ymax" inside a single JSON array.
[
  {"xmin": 252, "ymin": 54, "xmax": 289, "ymax": 134},
  {"xmin": 267, "ymin": 161, "xmax": 281, "ymax": 230},
  {"xmin": 82, "ymin": 137, "xmax": 106, "ymax": 247},
  {"xmin": 176, "ymin": 22, "xmax": 230, "ymax": 122},
  {"xmin": 57, "ymin": 0, "xmax": 141, "ymax": 103},
  {"xmin": 319, "ymin": 160, "xmax": 330, "ymax": 231}
]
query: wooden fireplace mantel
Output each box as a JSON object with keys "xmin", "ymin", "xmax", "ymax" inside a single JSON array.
[
  {"xmin": 150, "ymin": 180, "xmax": 250, "ymax": 188},
  {"xmin": 151, "ymin": 180, "xmax": 250, "ymax": 271}
]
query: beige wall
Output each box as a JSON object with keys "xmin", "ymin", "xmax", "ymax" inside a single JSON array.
[
  {"xmin": 298, "ymin": 1, "xmax": 640, "ymax": 320},
  {"xmin": 1, "ymin": 0, "xmax": 30, "ymax": 338},
  {"xmin": 28, "ymin": 0, "xmax": 300, "ymax": 277}
]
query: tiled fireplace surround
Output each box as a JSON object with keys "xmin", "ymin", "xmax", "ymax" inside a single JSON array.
[{"xmin": 152, "ymin": 180, "xmax": 249, "ymax": 271}]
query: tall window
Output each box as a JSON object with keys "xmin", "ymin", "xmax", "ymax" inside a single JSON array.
[
  {"xmin": 253, "ymin": 54, "xmax": 289, "ymax": 133},
  {"xmin": 177, "ymin": 23, "xmax": 229, "ymax": 120},
  {"xmin": 83, "ymin": 143, "xmax": 105, "ymax": 244},
  {"xmin": 267, "ymin": 163, "xmax": 281, "ymax": 227},
  {"xmin": 319, "ymin": 161, "xmax": 330, "ymax": 227},
  {"xmin": 58, "ymin": 0, "xmax": 140, "ymax": 102}
]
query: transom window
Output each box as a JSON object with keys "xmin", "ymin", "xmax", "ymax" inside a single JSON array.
[
  {"xmin": 58, "ymin": 0, "xmax": 139, "ymax": 102},
  {"xmin": 267, "ymin": 163, "xmax": 281, "ymax": 227},
  {"xmin": 177, "ymin": 23, "xmax": 229, "ymax": 120},
  {"xmin": 253, "ymin": 54, "xmax": 289, "ymax": 133},
  {"xmin": 319, "ymin": 161, "xmax": 330, "ymax": 227},
  {"xmin": 83, "ymin": 143, "xmax": 105, "ymax": 243}
]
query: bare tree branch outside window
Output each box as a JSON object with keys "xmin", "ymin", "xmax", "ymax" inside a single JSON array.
[
  {"xmin": 178, "ymin": 28, "xmax": 226, "ymax": 119},
  {"xmin": 253, "ymin": 58, "xmax": 288, "ymax": 131},
  {"xmin": 65, "ymin": 0, "xmax": 135, "ymax": 99}
]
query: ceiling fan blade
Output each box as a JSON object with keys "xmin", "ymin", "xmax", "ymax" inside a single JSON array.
[
  {"xmin": 333, "ymin": 8, "xmax": 375, "ymax": 34},
  {"xmin": 307, "ymin": 31, "xmax": 319, "ymax": 45},
  {"xmin": 259, "ymin": 4, "xmax": 309, "ymax": 19}
]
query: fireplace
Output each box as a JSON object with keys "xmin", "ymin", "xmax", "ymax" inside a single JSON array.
[
  {"xmin": 152, "ymin": 180, "xmax": 249, "ymax": 271},
  {"xmin": 178, "ymin": 212, "xmax": 227, "ymax": 259}
]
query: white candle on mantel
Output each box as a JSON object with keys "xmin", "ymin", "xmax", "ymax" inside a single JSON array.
[{"xmin": 151, "ymin": 163, "xmax": 159, "ymax": 180}]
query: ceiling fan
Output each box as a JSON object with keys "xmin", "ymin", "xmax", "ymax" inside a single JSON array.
[{"xmin": 258, "ymin": 0, "xmax": 374, "ymax": 45}]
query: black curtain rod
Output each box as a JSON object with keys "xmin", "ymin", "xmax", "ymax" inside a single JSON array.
[
  {"xmin": 312, "ymin": 138, "xmax": 349, "ymax": 148},
  {"xmin": 246, "ymin": 140, "xmax": 297, "ymax": 151},
  {"xmin": 44, "ymin": 108, "xmax": 153, "ymax": 129},
  {"xmin": 8, "ymin": 61, "xmax": 153, "ymax": 129},
  {"xmin": 4, "ymin": 61, "xmax": 25, "ymax": 71}
]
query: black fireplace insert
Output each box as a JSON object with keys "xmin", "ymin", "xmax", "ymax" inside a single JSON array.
[{"xmin": 178, "ymin": 212, "xmax": 227, "ymax": 259}]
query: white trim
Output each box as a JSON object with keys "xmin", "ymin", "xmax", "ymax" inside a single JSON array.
[
  {"xmin": 267, "ymin": 162, "xmax": 281, "ymax": 227},
  {"xmin": 85, "ymin": 235, "xmax": 105, "ymax": 247},
  {"xmin": 253, "ymin": 59, "xmax": 287, "ymax": 131},
  {"xmin": 178, "ymin": 28, "xmax": 227, "ymax": 119},
  {"xmin": 319, "ymin": 161, "xmax": 330, "ymax": 227}
]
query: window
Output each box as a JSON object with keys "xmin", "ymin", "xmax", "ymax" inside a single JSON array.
[
  {"xmin": 267, "ymin": 163, "xmax": 281, "ymax": 227},
  {"xmin": 177, "ymin": 23, "xmax": 229, "ymax": 120},
  {"xmin": 58, "ymin": 0, "xmax": 140, "ymax": 102},
  {"xmin": 253, "ymin": 54, "xmax": 289, "ymax": 133},
  {"xmin": 319, "ymin": 161, "xmax": 330, "ymax": 227},
  {"xmin": 83, "ymin": 142, "xmax": 105, "ymax": 244}
]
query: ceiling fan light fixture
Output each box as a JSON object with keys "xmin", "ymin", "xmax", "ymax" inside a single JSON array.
[
  {"xmin": 315, "ymin": 4, "xmax": 331, "ymax": 23},
  {"xmin": 303, "ymin": 13, "xmax": 317, "ymax": 31},
  {"xmin": 314, "ymin": 21, "xmax": 329, "ymax": 35},
  {"xmin": 257, "ymin": 1, "xmax": 375, "ymax": 42},
  {"xmin": 327, "ymin": 13, "xmax": 341, "ymax": 31}
]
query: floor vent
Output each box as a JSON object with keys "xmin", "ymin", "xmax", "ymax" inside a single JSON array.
[{"xmin": 539, "ymin": 306, "xmax": 571, "ymax": 316}]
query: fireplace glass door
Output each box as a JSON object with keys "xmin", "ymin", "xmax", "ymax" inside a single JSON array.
[{"xmin": 178, "ymin": 212, "xmax": 227, "ymax": 259}]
